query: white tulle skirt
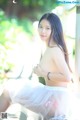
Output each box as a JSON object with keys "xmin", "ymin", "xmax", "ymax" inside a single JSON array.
[{"xmin": 4, "ymin": 79, "xmax": 80, "ymax": 120}]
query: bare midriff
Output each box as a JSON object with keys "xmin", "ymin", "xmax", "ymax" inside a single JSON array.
[{"xmin": 46, "ymin": 79, "xmax": 70, "ymax": 88}]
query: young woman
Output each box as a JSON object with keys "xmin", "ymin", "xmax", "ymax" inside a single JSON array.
[{"xmin": 0, "ymin": 13, "xmax": 74, "ymax": 119}]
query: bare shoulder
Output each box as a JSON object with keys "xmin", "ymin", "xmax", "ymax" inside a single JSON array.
[
  {"xmin": 49, "ymin": 46, "xmax": 64, "ymax": 57},
  {"xmin": 48, "ymin": 46, "xmax": 65, "ymax": 63}
]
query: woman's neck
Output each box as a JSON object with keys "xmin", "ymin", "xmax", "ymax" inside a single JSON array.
[{"xmin": 46, "ymin": 39, "xmax": 57, "ymax": 47}]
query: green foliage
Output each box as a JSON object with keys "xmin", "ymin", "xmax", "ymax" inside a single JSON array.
[
  {"xmin": 17, "ymin": 18, "xmax": 34, "ymax": 35},
  {"xmin": 21, "ymin": 0, "xmax": 57, "ymax": 12},
  {"xmin": 22, "ymin": 0, "xmax": 56, "ymax": 7},
  {"xmin": 0, "ymin": 0, "xmax": 58, "ymax": 15},
  {"xmin": 0, "ymin": 0, "xmax": 7, "ymax": 5},
  {"xmin": 0, "ymin": 10, "xmax": 34, "ymax": 80}
]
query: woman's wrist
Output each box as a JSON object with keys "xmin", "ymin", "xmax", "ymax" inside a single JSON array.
[{"xmin": 41, "ymin": 70, "xmax": 51, "ymax": 80}]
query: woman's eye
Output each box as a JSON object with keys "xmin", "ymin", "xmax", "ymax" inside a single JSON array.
[{"xmin": 46, "ymin": 27, "xmax": 50, "ymax": 30}]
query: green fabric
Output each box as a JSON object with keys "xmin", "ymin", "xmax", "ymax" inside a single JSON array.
[{"xmin": 39, "ymin": 77, "xmax": 46, "ymax": 85}]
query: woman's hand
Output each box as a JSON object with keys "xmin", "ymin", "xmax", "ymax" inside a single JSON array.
[{"xmin": 33, "ymin": 64, "xmax": 46, "ymax": 77}]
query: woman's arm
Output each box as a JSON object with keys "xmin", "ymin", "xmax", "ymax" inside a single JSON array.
[
  {"xmin": 33, "ymin": 48, "xmax": 71, "ymax": 82},
  {"xmin": 33, "ymin": 64, "xmax": 70, "ymax": 82},
  {"xmin": 49, "ymin": 48, "xmax": 72, "ymax": 82}
]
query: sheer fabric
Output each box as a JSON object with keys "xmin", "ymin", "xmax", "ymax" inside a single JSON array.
[{"xmin": 4, "ymin": 79, "xmax": 79, "ymax": 120}]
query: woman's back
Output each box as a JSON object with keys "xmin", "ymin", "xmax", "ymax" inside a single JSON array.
[{"xmin": 39, "ymin": 46, "xmax": 71, "ymax": 87}]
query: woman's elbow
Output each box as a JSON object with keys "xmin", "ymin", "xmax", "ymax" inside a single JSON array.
[{"xmin": 65, "ymin": 75, "xmax": 71, "ymax": 82}]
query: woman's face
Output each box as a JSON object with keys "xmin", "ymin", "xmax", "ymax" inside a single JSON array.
[{"xmin": 38, "ymin": 19, "xmax": 52, "ymax": 43}]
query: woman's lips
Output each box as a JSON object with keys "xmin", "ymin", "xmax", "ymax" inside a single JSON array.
[{"xmin": 40, "ymin": 35, "xmax": 46, "ymax": 38}]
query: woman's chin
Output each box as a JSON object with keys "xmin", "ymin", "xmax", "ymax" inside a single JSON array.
[{"xmin": 41, "ymin": 38, "xmax": 47, "ymax": 42}]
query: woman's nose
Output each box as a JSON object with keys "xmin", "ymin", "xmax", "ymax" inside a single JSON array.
[{"xmin": 41, "ymin": 28, "xmax": 46, "ymax": 33}]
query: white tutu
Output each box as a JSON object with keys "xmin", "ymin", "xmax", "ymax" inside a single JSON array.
[{"xmin": 4, "ymin": 79, "xmax": 80, "ymax": 120}]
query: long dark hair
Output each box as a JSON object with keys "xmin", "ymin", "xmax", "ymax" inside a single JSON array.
[{"xmin": 38, "ymin": 13, "xmax": 72, "ymax": 72}]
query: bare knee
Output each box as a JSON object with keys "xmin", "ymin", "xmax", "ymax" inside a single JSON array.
[{"xmin": 0, "ymin": 90, "xmax": 11, "ymax": 112}]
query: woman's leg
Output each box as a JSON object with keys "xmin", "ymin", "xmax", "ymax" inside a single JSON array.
[
  {"xmin": 0, "ymin": 90, "xmax": 11, "ymax": 112},
  {"xmin": 0, "ymin": 80, "xmax": 72, "ymax": 118}
]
